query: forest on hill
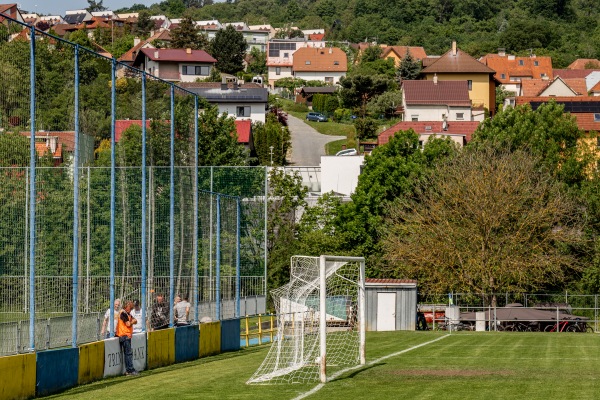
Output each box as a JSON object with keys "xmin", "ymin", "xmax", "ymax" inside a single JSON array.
[{"xmin": 116, "ymin": 0, "xmax": 600, "ymax": 67}]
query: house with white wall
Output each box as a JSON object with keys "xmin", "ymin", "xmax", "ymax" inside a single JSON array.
[
  {"xmin": 401, "ymin": 79, "xmax": 479, "ymax": 122},
  {"xmin": 132, "ymin": 48, "xmax": 216, "ymax": 82},
  {"xmin": 267, "ymin": 39, "xmax": 327, "ymax": 88},
  {"xmin": 292, "ymin": 47, "xmax": 347, "ymax": 85}
]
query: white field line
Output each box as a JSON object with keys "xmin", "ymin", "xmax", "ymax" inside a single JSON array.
[{"xmin": 292, "ymin": 334, "xmax": 451, "ymax": 400}]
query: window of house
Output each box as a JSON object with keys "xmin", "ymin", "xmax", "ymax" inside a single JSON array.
[
  {"xmin": 541, "ymin": 73, "xmax": 547, "ymax": 77},
  {"xmin": 456, "ymin": 112, "xmax": 464, "ymax": 120},
  {"xmin": 534, "ymin": 61, "xmax": 539, "ymax": 66},
  {"xmin": 276, "ymin": 67, "xmax": 281, "ymax": 75},
  {"xmin": 334, "ymin": 61, "xmax": 339, "ymax": 65},
  {"xmin": 283, "ymin": 52, "xmax": 289, "ymax": 58},
  {"xmin": 183, "ymin": 65, "xmax": 209, "ymax": 75},
  {"xmin": 418, "ymin": 140, "xmax": 424, "ymax": 149},
  {"xmin": 237, "ymin": 106, "xmax": 251, "ymax": 117},
  {"xmin": 325, "ymin": 77, "xmax": 333, "ymax": 83},
  {"xmin": 595, "ymin": 113, "xmax": 600, "ymax": 122},
  {"xmin": 467, "ymin": 80, "xmax": 472, "ymax": 90},
  {"xmin": 519, "ymin": 60, "xmax": 524, "ymax": 66},
  {"xmin": 411, "ymin": 115, "xmax": 418, "ymax": 121},
  {"xmin": 195, "ymin": 66, "xmax": 210, "ymax": 75},
  {"xmin": 501, "ymin": 73, "xmax": 506, "ymax": 79},
  {"xmin": 305, "ymin": 61, "xmax": 311, "ymax": 65}
]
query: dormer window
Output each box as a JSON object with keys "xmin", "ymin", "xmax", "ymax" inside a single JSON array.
[
  {"xmin": 305, "ymin": 61, "xmax": 311, "ymax": 65},
  {"xmin": 595, "ymin": 113, "xmax": 600, "ymax": 122},
  {"xmin": 519, "ymin": 60, "xmax": 524, "ymax": 66},
  {"xmin": 534, "ymin": 61, "xmax": 539, "ymax": 66},
  {"xmin": 501, "ymin": 73, "xmax": 506, "ymax": 79},
  {"xmin": 334, "ymin": 61, "xmax": 339, "ymax": 65}
]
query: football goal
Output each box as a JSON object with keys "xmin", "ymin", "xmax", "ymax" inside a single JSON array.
[{"xmin": 247, "ymin": 255, "xmax": 365, "ymax": 384}]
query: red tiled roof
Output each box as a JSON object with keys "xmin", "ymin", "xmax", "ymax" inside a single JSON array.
[
  {"xmin": 118, "ymin": 31, "xmax": 162, "ymax": 63},
  {"xmin": 568, "ymin": 59, "xmax": 600, "ymax": 69},
  {"xmin": 573, "ymin": 114, "xmax": 600, "ymax": 132},
  {"xmin": 520, "ymin": 79, "xmax": 551, "ymax": 96},
  {"xmin": 591, "ymin": 81, "xmax": 600, "ymax": 92},
  {"xmin": 553, "ymin": 69, "xmax": 597, "ymax": 79},
  {"xmin": 422, "ymin": 48, "xmax": 495, "ymax": 74},
  {"xmin": 292, "ymin": 47, "xmax": 347, "ymax": 72},
  {"xmin": 381, "ymin": 46, "xmax": 427, "ymax": 61},
  {"xmin": 180, "ymin": 82, "xmax": 261, "ymax": 89},
  {"xmin": 365, "ymin": 278, "xmax": 417, "ymax": 285},
  {"xmin": 140, "ymin": 48, "xmax": 217, "ymax": 63},
  {"xmin": 402, "ymin": 80, "xmax": 471, "ymax": 106},
  {"xmin": 234, "ymin": 120, "xmax": 251, "ymax": 144},
  {"xmin": 308, "ymin": 33, "xmax": 325, "ymax": 41},
  {"xmin": 377, "ymin": 121, "xmax": 480, "ymax": 145},
  {"xmin": 115, "ymin": 120, "xmax": 151, "ymax": 142},
  {"xmin": 479, "ymin": 54, "xmax": 553, "ymax": 84},
  {"xmin": 0, "ymin": 4, "xmax": 16, "ymax": 13},
  {"xmin": 562, "ymin": 78, "xmax": 588, "ymax": 95}
]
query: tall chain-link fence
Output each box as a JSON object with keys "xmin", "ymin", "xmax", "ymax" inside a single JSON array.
[{"xmin": 0, "ymin": 14, "xmax": 268, "ymax": 356}]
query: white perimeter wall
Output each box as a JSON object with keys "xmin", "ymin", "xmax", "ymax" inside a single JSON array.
[{"xmin": 320, "ymin": 156, "xmax": 364, "ymax": 196}]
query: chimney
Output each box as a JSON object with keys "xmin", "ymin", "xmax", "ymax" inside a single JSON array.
[
  {"xmin": 221, "ymin": 75, "xmax": 228, "ymax": 90},
  {"xmin": 154, "ymin": 50, "xmax": 159, "ymax": 59},
  {"xmin": 498, "ymin": 47, "xmax": 505, "ymax": 57},
  {"xmin": 133, "ymin": 37, "xmax": 141, "ymax": 46},
  {"xmin": 328, "ymin": 47, "xmax": 332, "ymax": 54},
  {"xmin": 233, "ymin": 82, "xmax": 239, "ymax": 90},
  {"xmin": 452, "ymin": 40, "xmax": 457, "ymax": 56},
  {"xmin": 433, "ymin": 73, "xmax": 438, "ymax": 85},
  {"xmin": 186, "ymin": 48, "xmax": 192, "ymax": 54}
]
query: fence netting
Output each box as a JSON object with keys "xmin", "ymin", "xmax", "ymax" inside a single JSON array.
[{"xmin": 0, "ymin": 16, "xmax": 267, "ymax": 356}]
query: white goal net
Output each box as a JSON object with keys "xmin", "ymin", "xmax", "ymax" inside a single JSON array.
[{"xmin": 247, "ymin": 255, "xmax": 365, "ymax": 384}]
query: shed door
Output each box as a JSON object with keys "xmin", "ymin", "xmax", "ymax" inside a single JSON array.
[{"xmin": 376, "ymin": 292, "xmax": 396, "ymax": 331}]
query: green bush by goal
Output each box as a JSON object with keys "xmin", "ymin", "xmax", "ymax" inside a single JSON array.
[{"xmin": 247, "ymin": 255, "xmax": 366, "ymax": 384}]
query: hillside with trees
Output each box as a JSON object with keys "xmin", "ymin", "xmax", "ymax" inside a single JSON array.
[{"xmin": 115, "ymin": 0, "xmax": 599, "ymax": 67}]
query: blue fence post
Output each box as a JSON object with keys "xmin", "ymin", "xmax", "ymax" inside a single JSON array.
[
  {"xmin": 141, "ymin": 72, "xmax": 148, "ymax": 330},
  {"xmin": 71, "ymin": 44, "xmax": 80, "ymax": 347},
  {"xmin": 109, "ymin": 58, "xmax": 117, "ymax": 337},
  {"xmin": 216, "ymin": 195, "xmax": 221, "ymax": 321},
  {"xmin": 28, "ymin": 24, "xmax": 36, "ymax": 351},
  {"xmin": 236, "ymin": 198, "xmax": 240, "ymax": 318},
  {"xmin": 193, "ymin": 96, "xmax": 199, "ymax": 324},
  {"xmin": 169, "ymin": 84, "xmax": 175, "ymax": 328}
]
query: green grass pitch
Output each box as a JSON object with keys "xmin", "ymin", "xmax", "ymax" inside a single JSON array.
[{"xmin": 46, "ymin": 331, "xmax": 600, "ymax": 399}]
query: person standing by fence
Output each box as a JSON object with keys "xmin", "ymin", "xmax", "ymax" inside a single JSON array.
[
  {"xmin": 100, "ymin": 298, "xmax": 121, "ymax": 338},
  {"xmin": 174, "ymin": 295, "xmax": 190, "ymax": 327},
  {"xmin": 131, "ymin": 300, "xmax": 143, "ymax": 333},
  {"xmin": 150, "ymin": 294, "xmax": 169, "ymax": 330},
  {"xmin": 117, "ymin": 301, "xmax": 139, "ymax": 376}
]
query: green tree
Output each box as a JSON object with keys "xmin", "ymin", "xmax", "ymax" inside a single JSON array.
[
  {"xmin": 87, "ymin": 0, "xmax": 107, "ymax": 12},
  {"xmin": 335, "ymin": 130, "xmax": 458, "ymax": 276},
  {"xmin": 339, "ymin": 74, "xmax": 395, "ymax": 116},
  {"xmin": 397, "ymin": 49, "xmax": 422, "ymax": 80},
  {"xmin": 366, "ymin": 90, "xmax": 403, "ymax": 118},
  {"xmin": 247, "ymin": 47, "xmax": 266, "ymax": 75},
  {"xmin": 252, "ymin": 113, "xmax": 291, "ymax": 166},
  {"xmin": 354, "ymin": 117, "xmax": 378, "ymax": 141},
  {"xmin": 383, "ymin": 147, "xmax": 586, "ymax": 304},
  {"xmin": 135, "ymin": 10, "xmax": 155, "ymax": 38},
  {"xmin": 470, "ymin": 101, "xmax": 589, "ymax": 186},
  {"xmin": 170, "ymin": 16, "xmax": 208, "ymax": 50},
  {"xmin": 361, "ymin": 45, "xmax": 382, "ymax": 63},
  {"xmin": 210, "ymin": 25, "xmax": 247, "ymax": 74}
]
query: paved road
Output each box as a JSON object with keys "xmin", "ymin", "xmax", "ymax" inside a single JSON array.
[{"xmin": 287, "ymin": 114, "xmax": 342, "ymax": 166}]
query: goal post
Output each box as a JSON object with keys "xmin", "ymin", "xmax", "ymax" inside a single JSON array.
[{"xmin": 247, "ymin": 255, "xmax": 365, "ymax": 385}]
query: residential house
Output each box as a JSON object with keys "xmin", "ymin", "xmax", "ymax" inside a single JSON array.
[
  {"xmin": 421, "ymin": 41, "xmax": 497, "ymax": 114},
  {"xmin": 132, "ymin": 48, "xmax": 217, "ymax": 82},
  {"xmin": 0, "ymin": 3, "xmax": 24, "ymax": 24},
  {"xmin": 479, "ymin": 50, "xmax": 553, "ymax": 96},
  {"xmin": 21, "ymin": 13, "xmax": 39, "ymax": 25},
  {"xmin": 197, "ymin": 21, "xmax": 269, "ymax": 53},
  {"xmin": 183, "ymin": 82, "xmax": 269, "ymax": 123},
  {"xmin": 554, "ymin": 69, "xmax": 600, "ymax": 92},
  {"xmin": 150, "ymin": 15, "xmax": 171, "ymax": 31},
  {"xmin": 19, "ymin": 130, "xmax": 95, "ymax": 166},
  {"xmin": 568, "ymin": 59, "xmax": 600, "ymax": 69},
  {"xmin": 381, "ymin": 46, "xmax": 427, "ymax": 67},
  {"xmin": 38, "ymin": 15, "xmax": 66, "ymax": 26},
  {"xmin": 267, "ymin": 38, "xmax": 327, "ymax": 88},
  {"xmin": 248, "ymin": 24, "xmax": 276, "ymax": 40},
  {"xmin": 117, "ymin": 32, "xmax": 163, "ymax": 73},
  {"xmin": 401, "ymin": 79, "xmax": 482, "ymax": 122},
  {"xmin": 63, "ymin": 10, "xmax": 93, "ymax": 25},
  {"xmin": 292, "ymin": 47, "xmax": 347, "ymax": 85},
  {"xmin": 377, "ymin": 120, "xmax": 480, "ymax": 149},
  {"xmin": 234, "ymin": 119, "xmax": 254, "ymax": 154}
]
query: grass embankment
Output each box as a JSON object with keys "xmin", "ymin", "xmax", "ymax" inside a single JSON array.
[{"xmin": 47, "ymin": 331, "xmax": 600, "ymax": 400}]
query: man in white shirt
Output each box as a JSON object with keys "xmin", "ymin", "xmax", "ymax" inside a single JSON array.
[
  {"xmin": 174, "ymin": 295, "xmax": 191, "ymax": 326},
  {"xmin": 131, "ymin": 300, "xmax": 143, "ymax": 333},
  {"xmin": 100, "ymin": 298, "xmax": 121, "ymax": 338}
]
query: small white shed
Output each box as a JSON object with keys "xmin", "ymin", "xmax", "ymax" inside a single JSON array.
[{"xmin": 365, "ymin": 278, "xmax": 418, "ymax": 331}]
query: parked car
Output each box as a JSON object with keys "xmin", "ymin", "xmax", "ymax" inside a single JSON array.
[
  {"xmin": 336, "ymin": 148, "xmax": 358, "ymax": 156},
  {"xmin": 306, "ymin": 112, "xmax": 328, "ymax": 122}
]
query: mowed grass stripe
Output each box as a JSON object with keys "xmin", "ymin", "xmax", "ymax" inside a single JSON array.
[{"xmin": 46, "ymin": 332, "xmax": 600, "ymax": 400}]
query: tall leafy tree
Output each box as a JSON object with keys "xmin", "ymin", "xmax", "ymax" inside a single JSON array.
[
  {"xmin": 247, "ymin": 47, "xmax": 266, "ymax": 75},
  {"xmin": 170, "ymin": 16, "xmax": 208, "ymax": 50},
  {"xmin": 86, "ymin": 0, "xmax": 107, "ymax": 12},
  {"xmin": 339, "ymin": 74, "xmax": 395, "ymax": 116},
  {"xmin": 383, "ymin": 147, "xmax": 586, "ymax": 305},
  {"xmin": 135, "ymin": 10, "xmax": 155, "ymax": 38},
  {"xmin": 252, "ymin": 113, "xmax": 291, "ymax": 166},
  {"xmin": 209, "ymin": 25, "xmax": 247, "ymax": 74}
]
